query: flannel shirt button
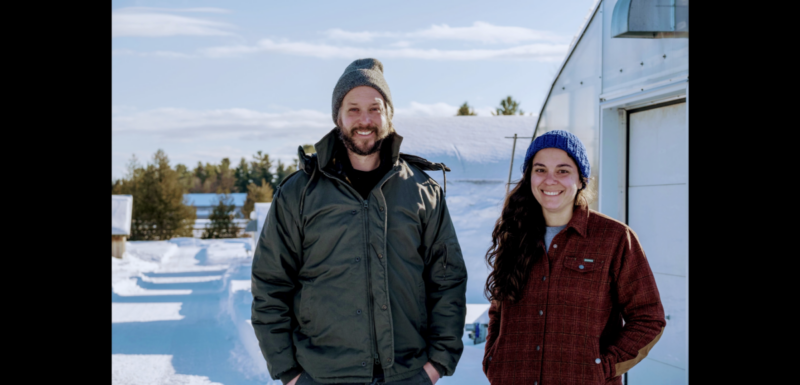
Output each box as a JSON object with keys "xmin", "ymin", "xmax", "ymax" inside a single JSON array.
[
  {"xmin": 553, "ymin": 244, "xmax": 557, "ymax": 248},
  {"xmin": 488, "ymin": 356, "xmax": 492, "ymax": 361},
  {"xmin": 539, "ymin": 310, "xmax": 543, "ymax": 316},
  {"xmin": 536, "ymin": 345, "xmax": 540, "ymax": 351},
  {"xmin": 534, "ymin": 382, "xmax": 538, "ymax": 385},
  {"xmin": 595, "ymin": 358, "xmax": 601, "ymax": 364},
  {"xmin": 579, "ymin": 265, "xmax": 585, "ymax": 269},
  {"xmin": 542, "ymin": 276, "xmax": 547, "ymax": 281}
]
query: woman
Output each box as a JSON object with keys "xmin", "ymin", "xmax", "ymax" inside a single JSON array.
[{"xmin": 482, "ymin": 130, "xmax": 666, "ymax": 385}]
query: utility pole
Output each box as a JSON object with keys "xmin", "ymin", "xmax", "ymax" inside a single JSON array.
[{"xmin": 504, "ymin": 134, "xmax": 534, "ymax": 194}]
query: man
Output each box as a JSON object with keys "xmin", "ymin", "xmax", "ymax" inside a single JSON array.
[{"xmin": 252, "ymin": 58, "xmax": 467, "ymax": 385}]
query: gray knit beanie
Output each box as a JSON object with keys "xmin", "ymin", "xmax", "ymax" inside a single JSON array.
[{"xmin": 331, "ymin": 58, "xmax": 393, "ymax": 125}]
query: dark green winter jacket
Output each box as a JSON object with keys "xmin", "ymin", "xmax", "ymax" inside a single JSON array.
[{"xmin": 251, "ymin": 129, "xmax": 468, "ymax": 384}]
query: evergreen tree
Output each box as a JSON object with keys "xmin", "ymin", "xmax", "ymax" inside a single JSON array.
[
  {"xmin": 275, "ymin": 160, "xmax": 297, "ymax": 187},
  {"xmin": 175, "ymin": 163, "xmax": 194, "ymax": 192},
  {"xmin": 216, "ymin": 157, "xmax": 236, "ymax": 193},
  {"xmin": 250, "ymin": 151, "xmax": 275, "ymax": 190},
  {"xmin": 234, "ymin": 157, "xmax": 252, "ymax": 193},
  {"xmin": 202, "ymin": 195, "xmax": 239, "ymax": 239},
  {"xmin": 116, "ymin": 150, "xmax": 196, "ymax": 240},
  {"xmin": 241, "ymin": 178, "xmax": 274, "ymax": 220},
  {"xmin": 193, "ymin": 161, "xmax": 208, "ymax": 186},
  {"xmin": 491, "ymin": 96, "xmax": 524, "ymax": 116},
  {"xmin": 456, "ymin": 102, "xmax": 477, "ymax": 116}
]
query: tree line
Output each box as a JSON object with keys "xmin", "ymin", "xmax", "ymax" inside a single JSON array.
[
  {"xmin": 456, "ymin": 96, "xmax": 530, "ymax": 116},
  {"xmin": 112, "ymin": 149, "xmax": 306, "ymax": 240}
]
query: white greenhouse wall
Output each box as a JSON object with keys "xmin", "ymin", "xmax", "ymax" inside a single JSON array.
[{"xmin": 533, "ymin": 1, "xmax": 689, "ymax": 384}]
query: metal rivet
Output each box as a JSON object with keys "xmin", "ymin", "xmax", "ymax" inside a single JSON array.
[
  {"xmin": 619, "ymin": 69, "xmax": 623, "ymax": 72},
  {"xmin": 387, "ymin": 358, "xmax": 392, "ymax": 362},
  {"xmin": 579, "ymin": 265, "xmax": 585, "ymax": 269},
  {"xmin": 380, "ymin": 206, "xmax": 384, "ymax": 212},
  {"xmin": 663, "ymin": 54, "xmax": 667, "ymax": 58},
  {"xmin": 356, "ymin": 257, "xmax": 360, "ymax": 262},
  {"xmin": 382, "ymin": 305, "xmax": 387, "ymax": 310},
  {"xmin": 351, "ymin": 210, "xmax": 357, "ymax": 215},
  {"xmin": 640, "ymin": 62, "xmax": 644, "ymax": 66},
  {"xmin": 362, "ymin": 361, "xmax": 366, "ymax": 366},
  {"xmin": 357, "ymin": 309, "xmax": 361, "ymax": 314},
  {"xmin": 562, "ymin": 87, "xmax": 565, "ymax": 90},
  {"xmin": 580, "ymin": 81, "xmax": 583, "ymax": 85},
  {"xmin": 378, "ymin": 254, "xmax": 383, "ymax": 258}
]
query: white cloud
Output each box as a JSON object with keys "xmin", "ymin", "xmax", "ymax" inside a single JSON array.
[
  {"xmin": 323, "ymin": 22, "xmax": 565, "ymax": 44},
  {"xmin": 112, "ymin": 49, "xmax": 194, "ymax": 58},
  {"xmin": 325, "ymin": 28, "xmax": 377, "ymax": 42},
  {"xmin": 201, "ymin": 39, "xmax": 568, "ymax": 62},
  {"xmin": 395, "ymin": 102, "xmax": 460, "ymax": 117},
  {"xmin": 112, "ymin": 107, "xmax": 332, "ymax": 142},
  {"xmin": 112, "ymin": 8, "xmax": 235, "ymax": 38},
  {"xmin": 118, "ymin": 7, "xmax": 231, "ymax": 14}
]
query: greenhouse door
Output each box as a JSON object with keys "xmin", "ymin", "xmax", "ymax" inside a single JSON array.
[{"xmin": 625, "ymin": 100, "xmax": 688, "ymax": 385}]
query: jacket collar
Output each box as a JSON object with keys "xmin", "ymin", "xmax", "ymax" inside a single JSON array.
[
  {"xmin": 565, "ymin": 203, "xmax": 589, "ymax": 238},
  {"xmin": 314, "ymin": 127, "xmax": 404, "ymax": 171}
]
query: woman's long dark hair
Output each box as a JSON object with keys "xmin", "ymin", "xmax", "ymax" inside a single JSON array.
[
  {"xmin": 484, "ymin": 163, "xmax": 591, "ymax": 303},
  {"xmin": 484, "ymin": 164, "xmax": 545, "ymax": 303}
]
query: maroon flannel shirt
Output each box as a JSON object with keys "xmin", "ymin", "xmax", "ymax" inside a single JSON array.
[{"xmin": 482, "ymin": 205, "xmax": 665, "ymax": 385}]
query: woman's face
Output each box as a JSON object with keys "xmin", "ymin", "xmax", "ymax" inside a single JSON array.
[{"xmin": 530, "ymin": 148, "xmax": 582, "ymax": 216}]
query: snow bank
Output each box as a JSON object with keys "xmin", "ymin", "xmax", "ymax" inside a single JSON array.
[
  {"xmin": 465, "ymin": 304, "xmax": 491, "ymax": 325},
  {"xmin": 254, "ymin": 202, "xmax": 271, "ymax": 237},
  {"xmin": 393, "ymin": 116, "xmax": 535, "ymax": 182},
  {"xmin": 125, "ymin": 240, "xmax": 179, "ymax": 264},
  {"xmin": 111, "ymin": 355, "xmax": 222, "ymax": 385},
  {"xmin": 112, "ymin": 303, "xmax": 185, "ymax": 323}
]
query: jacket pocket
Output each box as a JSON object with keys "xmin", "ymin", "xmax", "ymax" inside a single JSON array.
[
  {"xmin": 559, "ymin": 257, "xmax": 605, "ymax": 306},
  {"xmin": 431, "ymin": 241, "xmax": 466, "ymax": 283},
  {"xmin": 297, "ymin": 278, "xmax": 317, "ymax": 336}
]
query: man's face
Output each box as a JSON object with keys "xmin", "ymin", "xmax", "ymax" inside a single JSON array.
[{"xmin": 337, "ymin": 86, "xmax": 391, "ymax": 156}]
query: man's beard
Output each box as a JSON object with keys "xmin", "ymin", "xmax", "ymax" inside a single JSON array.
[{"xmin": 338, "ymin": 125, "xmax": 387, "ymax": 156}]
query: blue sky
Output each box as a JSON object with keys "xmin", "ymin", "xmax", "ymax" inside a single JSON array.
[{"xmin": 111, "ymin": 0, "xmax": 598, "ymax": 179}]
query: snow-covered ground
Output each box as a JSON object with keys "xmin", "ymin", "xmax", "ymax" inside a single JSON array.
[{"xmin": 111, "ymin": 183, "xmax": 499, "ymax": 385}]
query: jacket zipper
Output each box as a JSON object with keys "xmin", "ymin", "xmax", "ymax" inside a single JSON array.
[
  {"xmin": 318, "ymin": 165, "xmax": 401, "ymax": 369},
  {"xmin": 317, "ymin": 169, "xmax": 378, "ymax": 365},
  {"xmin": 362, "ymin": 198, "xmax": 379, "ymax": 366}
]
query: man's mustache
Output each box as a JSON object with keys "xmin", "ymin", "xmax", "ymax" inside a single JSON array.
[{"xmin": 348, "ymin": 125, "xmax": 379, "ymax": 135}]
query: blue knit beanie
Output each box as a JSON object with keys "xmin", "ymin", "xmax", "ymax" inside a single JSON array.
[{"xmin": 522, "ymin": 130, "xmax": 590, "ymax": 179}]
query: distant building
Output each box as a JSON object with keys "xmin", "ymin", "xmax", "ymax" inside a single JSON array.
[
  {"xmin": 184, "ymin": 193, "xmax": 248, "ymax": 219},
  {"xmin": 111, "ymin": 195, "xmax": 133, "ymax": 258},
  {"xmin": 184, "ymin": 193, "xmax": 248, "ymax": 238},
  {"xmin": 464, "ymin": 304, "xmax": 490, "ymax": 345}
]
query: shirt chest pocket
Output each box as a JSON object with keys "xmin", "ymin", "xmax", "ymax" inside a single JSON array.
[{"xmin": 557, "ymin": 257, "xmax": 605, "ymax": 306}]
